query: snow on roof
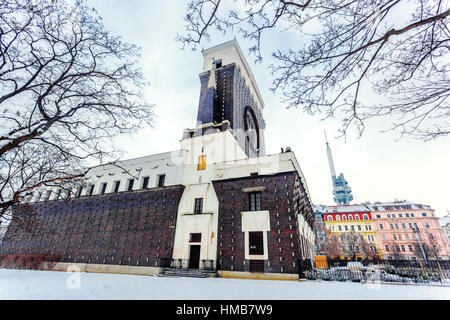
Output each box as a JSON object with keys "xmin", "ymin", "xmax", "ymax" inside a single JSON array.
[
  {"xmin": 366, "ymin": 201, "xmax": 432, "ymax": 211},
  {"xmin": 313, "ymin": 204, "xmax": 370, "ymax": 213},
  {"xmin": 313, "ymin": 201, "xmax": 434, "ymax": 215}
]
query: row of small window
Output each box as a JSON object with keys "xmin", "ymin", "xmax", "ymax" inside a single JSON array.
[
  {"xmin": 329, "ymin": 224, "xmax": 372, "ymax": 232},
  {"xmin": 381, "ymin": 233, "xmax": 435, "ymax": 241},
  {"xmin": 375, "ymin": 212, "xmax": 428, "ymax": 218},
  {"xmin": 34, "ymin": 174, "xmax": 167, "ymax": 201},
  {"xmin": 343, "ymin": 245, "xmax": 377, "ymax": 252},
  {"xmin": 338, "ymin": 234, "xmax": 375, "ymax": 242},
  {"xmin": 373, "ymin": 205, "xmax": 413, "ymax": 211},
  {"xmin": 326, "ymin": 214, "xmax": 369, "ymax": 221},
  {"xmin": 379, "ymin": 222, "xmax": 430, "ymax": 230},
  {"xmin": 385, "ymin": 244, "xmax": 414, "ymax": 253}
]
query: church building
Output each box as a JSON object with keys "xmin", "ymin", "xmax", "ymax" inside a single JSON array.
[{"xmin": 0, "ymin": 40, "xmax": 315, "ymax": 280}]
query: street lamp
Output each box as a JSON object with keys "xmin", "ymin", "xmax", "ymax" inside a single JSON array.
[{"xmin": 413, "ymin": 227, "xmax": 428, "ymax": 263}]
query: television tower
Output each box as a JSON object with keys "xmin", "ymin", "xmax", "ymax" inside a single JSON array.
[{"xmin": 325, "ymin": 131, "xmax": 353, "ymax": 205}]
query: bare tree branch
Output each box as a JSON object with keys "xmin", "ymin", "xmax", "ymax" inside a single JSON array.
[{"xmin": 177, "ymin": 0, "xmax": 450, "ymax": 140}]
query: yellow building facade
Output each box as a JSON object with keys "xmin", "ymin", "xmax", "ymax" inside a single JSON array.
[{"xmin": 322, "ymin": 205, "xmax": 380, "ymax": 260}]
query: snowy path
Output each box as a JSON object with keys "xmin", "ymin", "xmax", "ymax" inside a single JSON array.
[{"xmin": 0, "ymin": 269, "xmax": 449, "ymax": 300}]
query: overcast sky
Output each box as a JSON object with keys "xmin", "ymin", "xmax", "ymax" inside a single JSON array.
[{"xmin": 88, "ymin": 0, "xmax": 450, "ymax": 218}]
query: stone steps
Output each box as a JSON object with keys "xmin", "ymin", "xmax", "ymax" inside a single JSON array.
[{"xmin": 159, "ymin": 268, "xmax": 217, "ymax": 278}]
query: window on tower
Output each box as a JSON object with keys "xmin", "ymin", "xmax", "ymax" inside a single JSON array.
[
  {"xmin": 249, "ymin": 192, "xmax": 261, "ymax": 211},
  {"xmin": 194, "ymin": 198, "xmax": 203, "ymax": 214}
]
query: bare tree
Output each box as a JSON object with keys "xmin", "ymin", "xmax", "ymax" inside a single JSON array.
[
  {"xmin": 359, "ymin": 235, "xmax": 379, "ymax": 260},
  {"xmin": 314, "ymin": 218, "xmax": 327, "ymax": 255},
  {"xmin": 0, "ymin": 0, "xmax": 153, "ymax": 220},
  {"xmin": 340, "ymin": 231, "xmax": 362, "ymax": 260},
  {"xmin": 323, "ymin": 229, "xmax": 342, "ymax": 259},
  {"xmin": 177, "ymin": 0, "xmax": 450, "ymax": 140}
]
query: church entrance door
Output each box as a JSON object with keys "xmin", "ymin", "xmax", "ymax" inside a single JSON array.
[{"xmin": 189, "ymin": 245, "xmax": 201, "ymax": 269}]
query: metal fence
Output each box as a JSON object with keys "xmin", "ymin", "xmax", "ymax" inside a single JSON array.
[{"xmin": 305, "ymin": 259, "xmax": 450, "ymax": 286}]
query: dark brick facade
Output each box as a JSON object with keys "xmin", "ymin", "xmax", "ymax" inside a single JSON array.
[
  {"xmin": 195, "ymin": 63, "xmax": 266, "ymax": 157},
  {"xmin": 0, "ymin": 186, "xmax": 184, "ymax": 268},
  {"xmin": 213, "ymin": 171, "xmax": 313, "ymax": 275}
]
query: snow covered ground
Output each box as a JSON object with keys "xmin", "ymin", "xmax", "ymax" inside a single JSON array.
[{"xmin": 0, "ymin": 269, "xmax": 449, "ymax": 300}]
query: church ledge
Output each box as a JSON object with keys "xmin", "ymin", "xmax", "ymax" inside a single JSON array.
[
  {"xmin": 181, "ymin": 212, "xmax": 214, "ymax": 216},
  {"xmin": 28, "ymin": 184, "xmax": 185, "ymax": 204},
  {"xmin": 211, "ymin": 171, "xmax": 297, "ymax": 183}
]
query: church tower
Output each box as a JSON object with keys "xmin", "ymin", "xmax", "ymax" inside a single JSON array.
[{"xmin": 183, "ymin": 40, "xmax": 266, "ymax": 157}]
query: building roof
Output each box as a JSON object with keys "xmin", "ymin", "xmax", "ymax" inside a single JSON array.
[
  {"xmin": 365, "ymin": 200, "xmax": 432, "ymax": 211},
  {"xmin": 313, "ymin": 201, "xmax": 435, "ymax": 216},
  {"xmin": 313, "ymin": 204, "xmax": 370, "ymax": 214},
  {"xmin": 440, "ymin": 215, "xmax": 450, "ymax": 227}
]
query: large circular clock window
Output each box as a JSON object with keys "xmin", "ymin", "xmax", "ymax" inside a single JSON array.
[{"xmin": 244, "ymin": 107, "xmax": 259, "ymax": 153}]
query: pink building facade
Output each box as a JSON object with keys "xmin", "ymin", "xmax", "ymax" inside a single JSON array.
[{"xmin": 369, "ymin": 201, "xmax": 450, "ymax": 261}]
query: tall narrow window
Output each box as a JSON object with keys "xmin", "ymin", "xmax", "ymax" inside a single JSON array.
[
  {"xmin": 142, "ymin": 176, "xmax": 149, "ymax": 189},
  {"xmin": 157, "ymin": 174, "xmax": 165, "ymax": 187},
  {"xmin": 100, "ymin": 183, "xmax": 107, "ymax": 195},
  {"xmin": 88, "ymin": 184, "xmax": 95, "ymax": 196},
  {"xmin": 249, "ymin": 231, "xmax": 264, "ymax": 255},
  {"xmin": 194, "ymin": 198, "xmax": 203, "ymax": 214},
  {"xmin": 127, "ymin": 179, "xmax": 134, "ymax": 191},
  {"xmin": 114, "ymin": 181, "xmax": 120, "ymax": 193},
  {"xmin": 197, "ymin": 155, "xmax": 206, "ymax": 170},
  {"xmin": 249, "ymin": 192, "xmax": 261, "ymax": 211},
  {"xmin": 245, "ymin": 137, "xmax": 249, "ymax": 155}
]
